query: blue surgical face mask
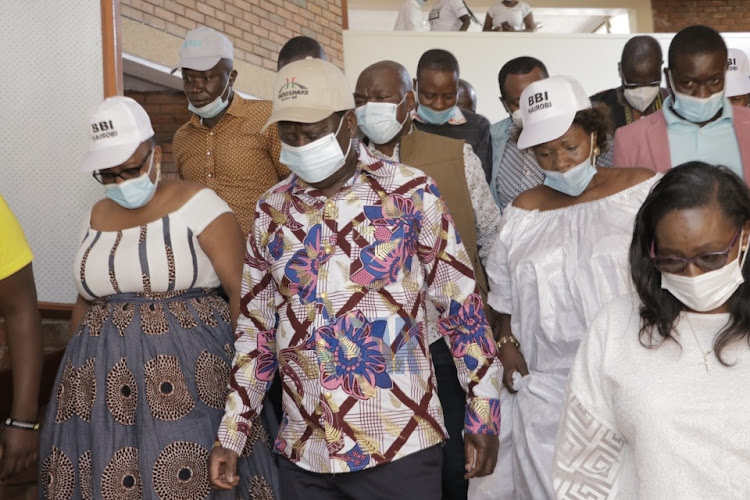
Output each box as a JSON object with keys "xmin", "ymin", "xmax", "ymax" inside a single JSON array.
[
  {"xmin": 542, "ymin": 134, "xmax": 597, "ymax": 197},
  {"xmin": 669, "ymin": 70, "xmax": 725, "ymax": 123},
  {"xmin": 415, "ymin": 83, "xmax": 457, "ymax": 125},
  {"xmin": 355, "ymin": 94, "xmax": 409, "ymax": 145},
  {"xmin": 188, "ymin": 76, "xmax": 232, "ymax": 119},
  {"xmin": 279, "ymin": 115, "xmax": 352, "ymax": 184},
  {"xmin": 105, "ymin": 150, "xmax": 160, "ymax": 209}
]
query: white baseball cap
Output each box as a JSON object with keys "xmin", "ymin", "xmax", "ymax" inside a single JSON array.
[
  {"xmin": 262, "ymin": 57, "xmax": 355, "ymax": 132},
  {"xmin": 517, "ymin": 75, "xmax": 592, "ymax": 149},
  {"xmin": 725, "ymin": 48, "xmax": 750, "ymax": 98},
  {"xmin": 81, "ymin": 96, "xmax": 154, "ymax": 173},
  {"xmin": 175, "ymin": 26, "xmax": 233, "ymax": 72}
]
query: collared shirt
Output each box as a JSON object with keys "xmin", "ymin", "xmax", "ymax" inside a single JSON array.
[
  {"xmin": 173, "ymin": 95, "xmax": 290, "ymax": 236},
  {"xmin": 489, "ymin": 119, "xmax": 545, "ymax": 210},
  {"xmin": 218, "ymin": 145, "xmax": 502, "ymax": 474},
  {"xmin": 414, "ymin": 107, "xmax": 494, "ymax": 182},
  {"xmin": 395, "ymin": 0, "xmax": 426, "ymax": 30},
  {"xmin": 662, "ymin": 96, "xmax": 743, "ymax": 178},
  {"xmin": 367, "ymin": 136, "xmax": 501, "ymax": 344},
  {"xmin": 429, "ymin": 0, "xmax": 469, "ymax": 31},
  {"xmin": 0, "ymin": 195, "xmax": 33, "ymax": 280}
]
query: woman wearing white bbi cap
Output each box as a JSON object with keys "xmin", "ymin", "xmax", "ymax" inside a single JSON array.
[{"xmin": 470, "ymin": 75, "xmax": 658, "ymax": 500}]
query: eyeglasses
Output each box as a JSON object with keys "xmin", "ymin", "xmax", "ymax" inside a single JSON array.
[
  {"xmin": 92, "ymin": 149, "xmax": 153, "ymax": 184},
  {"xmin": 650, "ymin": 227, "xmax": 742, "ymax": 273},
  {"xmin": 622, "ymin": 79, "xmax": 662, "ymax": 89}
]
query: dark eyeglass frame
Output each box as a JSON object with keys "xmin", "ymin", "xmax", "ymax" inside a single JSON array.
[
  {"xmin": 92, "ymin": 149, "xmax": 153, "ymax": 185},
  {"xmin": 650, "ymin": 226, "xmax": 742, "ymax": 273},
  {"xmin": 622, "ymin": 79, "xmax": 662, "ymax": 89}
]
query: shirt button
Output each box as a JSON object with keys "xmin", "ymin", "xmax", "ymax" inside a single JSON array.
[
  {"xmin": 325, "ymin": 391, "xmax": 332, "ymax": 399},
  {"xmin": 209, "ymin": 131, "xmax": 214, "ymax": 136},
  {"xmin": 326, "ymin": 201, "xmax": 334, "ymax": 208},
  {"xmin": 324, "ymin": 245, "xmax": 333, "ymax": 254},
  {"xmin": 320, "ymin": 292, "xmax": 327, "ymax": 299},
  {"xmin": 207, "ymin": 151, "xmax": 211, "ymax": 156},
  {"xmin": 207, "ymin": 173, "xmax": 213, "ymax": 179}
]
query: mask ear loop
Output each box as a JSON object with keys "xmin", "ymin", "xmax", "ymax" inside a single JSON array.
[
  {"xmin": 589, "ymin": 132, "xmax": 598, "ymax": 166},
  {"xmin": 335, "ymin": 112, "xmax": 354, "ymax": 161},
  {"xmin": 740, "ymin": 228, "xmax": 749, "ymax": 270}
]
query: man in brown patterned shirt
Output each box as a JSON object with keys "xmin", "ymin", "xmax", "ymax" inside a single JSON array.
[{"xmin": 173, "ymin": 27, "xmax": 289, "ymax": 237}]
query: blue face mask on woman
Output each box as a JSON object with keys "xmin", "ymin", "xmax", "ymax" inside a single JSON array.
[
  {"xmin": 415, "ymin": 84, "xmax": 457, "ymax": 125},
  {"xmin": 542, "ymin": 134, "xmax": 597, "ymax": 197},
  {"xmin": 105, "ymin": 150, "xmax": 160, "ymax": 209}
]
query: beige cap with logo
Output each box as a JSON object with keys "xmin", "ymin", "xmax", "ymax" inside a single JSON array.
[{"xmin": 262, "ymin": 57, "xmax": 355, "ymax": 132}]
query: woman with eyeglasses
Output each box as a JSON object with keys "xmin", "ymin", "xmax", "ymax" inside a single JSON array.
[
  {"xmin": 470, "ymin": 75, "xmax": 658, "ymax": 500},
  {"xmin": 553, "ymin": 162, "xmax": 750, "ymax": 498},
  {"xmin": 38, "ymin": 97, "xmax": 279, "ymax": 499}
]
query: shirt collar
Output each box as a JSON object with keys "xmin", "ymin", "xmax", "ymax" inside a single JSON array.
[{"xmin": 662, "ymin": 94, "xmax": 734, "ymax": 127}]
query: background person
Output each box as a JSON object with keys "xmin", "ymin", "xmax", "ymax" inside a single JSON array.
[
  {"xmin": 554, "ymin": 163, "xmax": 750, "ymax": 498},
  {"xmin": 482, "ymin": 0, "xmax": 535, "ymax": 32},
  {"xmin": 612, "ymin": 25, "xmax": 750, "ymax": 182},
  {"xmin": 726, "ymin": 47, "xmax": 750, "ymax": 107},
  {"xmin": 0, "ymin": 196, "xmax": 43, "ymax": 481},
  {"xmin": 457, "ymin": 78, "xmax": 478, "ymax": 113},
  {"xmin": 414, "ymin": 49, "xmax": 494, "ymax": 182},
  {"xmin": 429, "ymin": 0, "xmax": 471, "ymax": 31},
  {"xmin": 173, "ymin": 27, "xmax": 289, "ymax": 238},
  {"xmin": 474, "ymin": 75, "xmax": 657, "ymax": 500},
  {"xmin": 489, "ymin": 56, "xmax": 548, "ymax": 209},
  {"xmin": 38, "ymin": 96, "xmax": 279, "ymax": 499},
  {"xmin": 395, "ymin": 0, "xmax": 428, "ymax": 31}
]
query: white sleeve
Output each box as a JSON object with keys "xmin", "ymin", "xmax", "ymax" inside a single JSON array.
[
  {"xmin": 178, "ymin": 188, "xmax": 233, "ymax": 235},
  {"xmin": 463, "ymin": 144, "xmax": 500, "ymax": 268},
  {"xmin": 522, "ymin": 2, "xmax": 532, "ymax": 17},
  {"xmin": 452, "ymin": 0, "xmax": 469, "ymax": 17},
  {"xmin": 484, "ymin": 209, "xmax": 518, "ymax": 314},
  {"xmin": 553, "ymin": 299, "xmax": 630, "ymax": 499}
]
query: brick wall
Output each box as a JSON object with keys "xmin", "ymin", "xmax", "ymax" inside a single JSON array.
[
  {"xmin": 125, "ymin": 90, "xmax": 193, "ymax": 178},
  {"xmin": 121, "ymin": 0, "xmax": 345, "ymax": 70},
  {"xmin": 652, "ymin": 0, "xmax": 750, "ymax": 32}
]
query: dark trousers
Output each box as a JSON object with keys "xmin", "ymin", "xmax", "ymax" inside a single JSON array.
[
  {"xmin": 430, "ymin": 340, "xmax": 469, "ymax": 500},
  {"xmin": 278, "ymin": 444, "xmax": 443, "ymax": 500}
]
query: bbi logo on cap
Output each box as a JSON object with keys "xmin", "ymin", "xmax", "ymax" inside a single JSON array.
[
  {"xmin": 517, "ymin": 75, "xmax": 591, "ymax": 149},
  {"xmin": 81, "ymin": 96, "xmax": 154, "ymax": 173}
]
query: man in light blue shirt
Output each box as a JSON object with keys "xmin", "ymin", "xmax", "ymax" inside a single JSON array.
[{"xmin": 663, "ymin": 95, "xmax": 743, "ymax": 177}]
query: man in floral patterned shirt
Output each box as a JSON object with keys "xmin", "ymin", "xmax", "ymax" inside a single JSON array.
[{"xmin": 209, "ymin": 58, "xmax": 502, "ymax": 500}]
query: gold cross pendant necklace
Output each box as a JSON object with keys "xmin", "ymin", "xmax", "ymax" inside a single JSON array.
[{"xmin": 686, "ymin": 315, "xmax": 713, "ymax": 374}]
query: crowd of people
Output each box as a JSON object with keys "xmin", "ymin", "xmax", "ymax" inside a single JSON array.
[
  {"xmin": 396, "ymin": 0, "xmax": 535, "ymax": 33},
  {"xmin": 2, "ymin": 19, "xmax": 750, "ymax": 500}
]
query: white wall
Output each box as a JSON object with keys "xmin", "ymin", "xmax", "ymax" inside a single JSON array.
[
  {"xmin": 0, "ymin": 2, "xmax": 103, "ymax": 302},
  {"xmin": 344, "ymin": 31, "xmax": 750, "ymax": 124}
]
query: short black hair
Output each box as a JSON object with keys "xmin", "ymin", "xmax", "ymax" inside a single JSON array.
[
  {"xmin": 416, "ymin": 49, "xmax": 459, "ymax": 79},
  {"xmin": 667, "ymin": 25, "xmax": 727, "ymax": 68},
  {"xmin": 630, "ymin": 162, "xmax": 750, "ymax": 364},
  {"xmin": 277, "ymin": 36, "xmax": 326, "ymax": 70},
  {"xmin": 497, "ymin": 56, "xmax": 548, "ymax": 96}
]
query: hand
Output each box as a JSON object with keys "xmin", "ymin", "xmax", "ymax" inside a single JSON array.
[
  {"xmin": 498, "ymin": 342, "xmax": 529, "ymax": 393},
  {"xmin": 208, "ymin": 446, "xmax": 240, "ymax": 489},
  {"xmin": 464, "ymin": 433, "xmax": 499, "ymax": 479},
  {"xmin": 501, "ymin": 22, "xmax": 516, "ymax": 32},
  {"xmin": 0, "ymin": 427, "xmax": 39, "ymax": 480}
]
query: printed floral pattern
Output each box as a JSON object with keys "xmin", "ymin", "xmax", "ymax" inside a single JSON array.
[
  {"xmin": 284, "ymin": 225, "xmax": 336, "ymax": 304},
  {"xmin": 439, "ymin": 294, "xmax": 496, "ymax": 370}
]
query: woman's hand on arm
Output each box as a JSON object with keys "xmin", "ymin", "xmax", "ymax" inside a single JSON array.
[
  {"xmin": 197, "ymin": 213, "xmax": 245, "ymax": 331},
  {"xmin": 496, "ymin": 313, "xmax": 529, "ymax": 392}
]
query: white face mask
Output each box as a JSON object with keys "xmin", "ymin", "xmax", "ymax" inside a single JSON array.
[
  {"xmin": 354, "ymin": 94, "xmax": 408, "ymax": 145},
  {"xmin": 623, "ymin": 85, "xmax": 661, "ymax": 112},
  {"xmin": 279, "ymin": 115, "xmax": 352, "ymax": 184},
  {"xmin": 511, "ymin": 108, "xmax": 523, "ymax": 128},
  {"xmin": 541, "ymin": 133, "xmax": 597, "ymax": 196},
  {"xmin": 661, "ymin": 232, "xmax": 747, "ymax": 312}
]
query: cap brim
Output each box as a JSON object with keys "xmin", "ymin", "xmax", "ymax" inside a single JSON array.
[
  {"xmin": 517, "ymin": 112, "xmax": 576, "ymax": 149},
  {"xmin": 261, "ymin": 107, "xmax": 338, "ymax": 133},
  {"xmin": 725, "ymin": 77, "xmax": 750, "ymax": 97},
  {"xmin": 80, "ymin": 143, "xmax": 141, "ymax": 173},
  {"xmin": 178, "ymin": 55, "xmax": 222, "ymax": 72}
]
